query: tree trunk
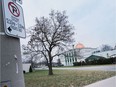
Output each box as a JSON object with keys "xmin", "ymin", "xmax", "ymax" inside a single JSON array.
[
  {"xmin": 48, "ymin": 61, "xmax": 53, "ymax": 75},
  {"xmin": 30, "ymin": 59, "xmax": 34, "ymax": 72}
]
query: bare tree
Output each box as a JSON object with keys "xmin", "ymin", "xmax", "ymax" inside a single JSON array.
[
  {"xmin": 27, "ymin": 10, "xmax": 74, "ymax": 75},
  {"xmin": 101, "ymin": 45, "xmax": 113, "ymax": 52},
  {"xmin": 22, "ymin": 44, "xmax": 39, "ymax": 69}
]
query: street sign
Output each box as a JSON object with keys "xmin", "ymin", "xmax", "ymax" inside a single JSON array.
[{"xmin": 2, "ymin": 0, "xmax": 26, "ymax": 38}]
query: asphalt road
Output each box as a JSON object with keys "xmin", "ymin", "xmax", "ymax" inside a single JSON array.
[
  {"xmin": 35, "ymin": 65, "xmax": 116, "ymax": 71},
  {"xmin": 52, "ymin": 65, "xmax": 116, "ymax": 71}
]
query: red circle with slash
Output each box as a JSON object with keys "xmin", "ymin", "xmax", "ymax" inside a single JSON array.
[{"xmin": 8, "ymin": 2, "xmax": 20, "ymax": 17}]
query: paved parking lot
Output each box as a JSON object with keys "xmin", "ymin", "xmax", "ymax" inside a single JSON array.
[
  {"xmin": 53, "ymin": 65, "xmax": 116, "ymax": 71},
  {"xmin": 35, "ymin": 65, "xmax": 116, "ymax": 71}
]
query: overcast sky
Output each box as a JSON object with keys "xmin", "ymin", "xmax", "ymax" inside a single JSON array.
[{"xmin": 21, "ymin": 0, "xmax": 116, "ymax": 48}]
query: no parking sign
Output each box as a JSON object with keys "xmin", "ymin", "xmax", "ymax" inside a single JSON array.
[{"xmin": 2, "ymin": 0, "xmax": 26, "ymax": 38}]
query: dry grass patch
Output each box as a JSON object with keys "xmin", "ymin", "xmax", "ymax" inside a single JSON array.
[{"xmin": 24, "ymin": 70, "xmax": 116, "ymax": 87}]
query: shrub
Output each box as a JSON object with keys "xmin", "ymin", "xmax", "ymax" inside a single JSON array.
[
  {"xmin": 29, "ymin": 65, "xmax": 33, "ymax": 73},
  {"xmin": 73, "ymin": 57, "xmax": 116, "ymax": 66}
]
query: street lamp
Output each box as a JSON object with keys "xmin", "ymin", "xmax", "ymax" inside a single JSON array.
[{"xmin": 72, "ymin": 45, "xmax": 77, "ymax": 63}]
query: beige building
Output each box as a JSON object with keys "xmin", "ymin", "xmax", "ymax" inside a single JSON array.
[{"xmin": 59, "ymin": 43, "xmax": 96, "ymax": 66}]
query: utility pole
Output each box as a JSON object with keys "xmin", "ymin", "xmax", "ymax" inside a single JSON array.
[{"xmin": 0, "ymin": 0, "xmax": 25, "ymax": 87}]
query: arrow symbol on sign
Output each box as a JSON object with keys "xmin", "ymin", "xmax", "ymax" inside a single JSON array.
[{"xmin": 8, "ymin": 27, "xmax": 12, "ymax": 32}]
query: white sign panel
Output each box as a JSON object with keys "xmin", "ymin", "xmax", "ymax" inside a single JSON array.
[
  {"xmin": 2, "ymin": 0, "xmax": 26, "ymax": 38},
  {"xmin": 16, "ymin": 0, "xmax": 22, "ymax": 5}
]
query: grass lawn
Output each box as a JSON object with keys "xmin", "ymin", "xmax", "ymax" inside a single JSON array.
[{"xmin": 24, "ymin": 70, "xmax": 116, "ymax": 87}]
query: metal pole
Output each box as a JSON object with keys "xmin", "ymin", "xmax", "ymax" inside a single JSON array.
[{"xmin": 0, "ymin": 0, "xmax": 25, "ymax": 86}]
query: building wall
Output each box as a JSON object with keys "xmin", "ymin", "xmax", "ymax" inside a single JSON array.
[
  {"xmin": 59, "ymin": 48, "xmax": 96, "ymax": 66},
  {"xmin": 60, "ymin": 48, "xmax": 116, "ymax": 66}
]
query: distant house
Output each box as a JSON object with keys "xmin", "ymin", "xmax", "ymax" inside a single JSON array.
[
  {"xmin": 59, "ymin": 43, "xmax": 96, "ymax": 66},
  {"xmin": 59, "ymin": 43, "xmax": 116, "ymax": 66},
  {"xmin": 93, "ymin": 49, "xmax": 116, "ymax": 58}
]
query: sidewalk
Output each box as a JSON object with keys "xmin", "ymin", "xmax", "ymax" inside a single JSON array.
[{"xmin": 84, "ymin": 76, "xmax": 116, "ymax": 87}]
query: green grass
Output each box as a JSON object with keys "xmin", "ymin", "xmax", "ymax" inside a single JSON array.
[{"xmin": 24, "ymin": 70, "xmax": 116, "ymax": 87}]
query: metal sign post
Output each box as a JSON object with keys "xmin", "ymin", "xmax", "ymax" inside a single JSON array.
[{"xmin": 0, "ymin": 0, "xmax": 25, "ymax": 86}]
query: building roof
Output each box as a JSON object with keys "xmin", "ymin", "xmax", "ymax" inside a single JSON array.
[
  {"xmin": 85, "ymin": 55, "xmax": 106, "ymax": 61},
  {"xmin": 75, "ymin": 43, "xmax": 85, "ymax": 49}
]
